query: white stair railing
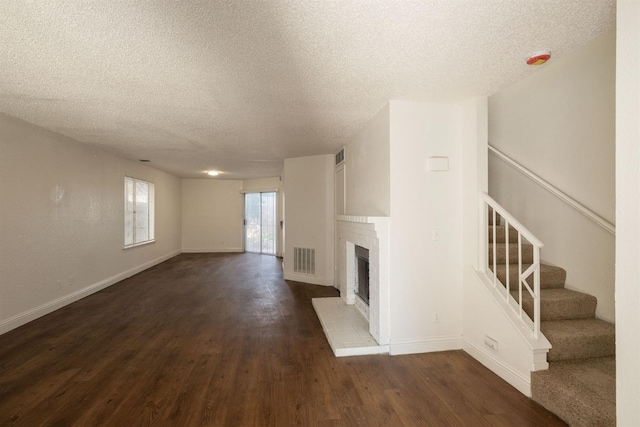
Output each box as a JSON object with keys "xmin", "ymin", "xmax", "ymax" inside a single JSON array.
[{"xmin": 479, "ymin": 193, "xmax": 544, "ymax": 339}]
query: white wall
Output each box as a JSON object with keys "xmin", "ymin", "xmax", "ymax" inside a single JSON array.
[
  {"xmin": 615, "ymin": 2, "xmax": 640, "ymax": 424},
  {"xmin": 283, "ymin": 155, "xmax": 334, "ymax": 286},
  {"xmin": 242, "ymin": 176, "xmax": 282, "ymax": 192},
  {"xmin": 181, "ymin": 179, "xmax": 243, "ymax": 252},
  {"xmin": 0, "ymin": 113, "xmax": 182, "ymax": 334},
  {"xmin": 388, "ymin": 100, "xmax": 463, "ymax": 355},
  {"xmin": 489, "ymin": 30, "xmax": 615, "ymax": 222},
  {"xmin": 344, "ymin": 104, "xmax": 390, "ymax": 216},
  {"xmin": 488, "ymin": 31, "xmax": 616, "ymax": 322},
  {"xmin": 242, "ymin": 176, "xmax": 284, "ymax": 257}
]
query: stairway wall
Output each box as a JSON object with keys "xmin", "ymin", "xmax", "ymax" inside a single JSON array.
[
  {"xmin": 488, "ymin": 30, "xmax": 616, "ymax": 322},
  {"xmin": 460, "ymin": 98, "xmax": 548, "ymax": 397},
  {"xmin": 489, "ymin": 30, "xmax": 615, "ymax": 223},
  {"xmin": 489, "ymin": 158, "xmax": 615, "ymax": 322},
  {"xmin": 463, "ymin": 270, "xmax": 546, "ymax": 396}
]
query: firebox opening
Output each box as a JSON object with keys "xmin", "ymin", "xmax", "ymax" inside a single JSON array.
[{"xmin": 355, "ymin": 245, "xmax": 370, "ymax": 306}]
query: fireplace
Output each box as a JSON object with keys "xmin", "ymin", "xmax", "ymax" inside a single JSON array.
[
  {"xmin": 355, "ymin": 245, "xmax": 370, "ymax": 305},
  {"xmin": 312, "ymin": 215, "xmax": 389, "ymax": 356},
  {"xmin": 335, "ymin": 215, "xmax": 390, "ymax": 346}
]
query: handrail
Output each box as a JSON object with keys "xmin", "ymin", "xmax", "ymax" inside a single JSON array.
[
  {"xmin": 488, "ymin": 145, "xmax": 615, "ymax": 236},
  {"xmin": 479, "ymin": 192, "xmax": 543, "ymax": 339}
]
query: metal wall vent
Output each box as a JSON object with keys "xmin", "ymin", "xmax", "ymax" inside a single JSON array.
[
  {"xmin": 335, "ymin": 148, "xmax": 345, "ymax": 166},
  {"xmin": 293, "ymin": 247, "xmax": 315, "ymax": 275}
]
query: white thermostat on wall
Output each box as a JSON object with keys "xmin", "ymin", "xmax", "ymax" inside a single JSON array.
[{"xmin": 427, "ymin": 156, "xmax": 449, "ymax": 172}]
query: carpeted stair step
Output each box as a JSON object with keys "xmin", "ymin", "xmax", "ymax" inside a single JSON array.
[
  {"xmin": 531, "ymin": 356, "xmax": 616, "ymax": 426},
  {"xmin": 511, "ymin": 288, "xmax": 597, "ymax": 321},
  {"xmin": 488, "ymin": 225, "xmax": 520, "ymax": 243},
  {"xmin": 488, "ymin": 243, "xmax": 533, "ymax": 264},
  {"xmin": 485, "ymin": 208, "xmax": 616, "ymax": 425},
  {"xmin": 491, "ymin": 263, "xmax": 566, "ymax": 289},
  {"xmin": 542, "ymin": 318, "xmax": 615, "ymax": 361}
]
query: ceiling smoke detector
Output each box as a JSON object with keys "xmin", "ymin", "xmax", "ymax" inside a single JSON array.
[{"xmin": 527, "ymin": 50, "xmax": 551, "ymax": 65}]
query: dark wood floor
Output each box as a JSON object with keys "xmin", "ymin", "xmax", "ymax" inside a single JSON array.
[{"xmin": 0, "ymin": 253, "xmax": 566, "ymax": 426}]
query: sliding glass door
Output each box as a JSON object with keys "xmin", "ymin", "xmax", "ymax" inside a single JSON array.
[{"xmin": 244, "ymin": 192, "xmax": 277, "ymax": 255}]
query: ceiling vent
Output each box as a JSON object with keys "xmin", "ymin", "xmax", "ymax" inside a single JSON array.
[{"xmin": 335, "ymin": 149, "xmax": 345, "ymax": 166}]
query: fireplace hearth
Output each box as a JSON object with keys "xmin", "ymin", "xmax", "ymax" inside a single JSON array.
[{"xmin": 312, "ymin": 215, "xmax": 389, "ymax": 356}]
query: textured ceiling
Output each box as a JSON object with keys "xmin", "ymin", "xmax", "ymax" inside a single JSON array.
[{"xmin": 0, "ymin": 1, "xmax": 615, "ymax": 179}]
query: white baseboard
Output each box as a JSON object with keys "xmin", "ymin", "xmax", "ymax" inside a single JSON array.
[
  {"xmin": 0, "ymin": 250, "xmax": 182, "ymax": 336},
  {"xmin": 284, "ymin": 272, "xmax": 334, "ymax": 287},
  {"xmin": 463, "ymin": 338, "xmax": 531, "ymax": 397},
  {"xmin": 389, "ymin": 336, "xmax": 463, "ymax": 355},
  {"xmin": 181, "ymin": 248, "xmax": 243, "ymax": 253}
]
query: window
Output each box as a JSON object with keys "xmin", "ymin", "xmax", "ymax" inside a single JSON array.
[{"xmin": 124, "ymin": 177, "xmax": 155, "ymax": 247}]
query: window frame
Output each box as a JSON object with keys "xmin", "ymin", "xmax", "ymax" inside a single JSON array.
[{"xmin": 124, "ymin": 176, "xmax": 155, "ymax": 249}]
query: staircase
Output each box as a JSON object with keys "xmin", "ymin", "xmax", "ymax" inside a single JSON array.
[{"xmin": 488, "ymin": 221, "xmax": 616, "ymax": 427}]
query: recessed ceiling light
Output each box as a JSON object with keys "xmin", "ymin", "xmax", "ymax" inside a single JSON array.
[{"xmin": 207, "ymin": 170, "xmax": 220, "ymax": 176}]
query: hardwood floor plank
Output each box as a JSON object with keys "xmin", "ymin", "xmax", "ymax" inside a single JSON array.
[{"xmin": 0, "ymin": 253, "xmax": 566, "ymax": 426}]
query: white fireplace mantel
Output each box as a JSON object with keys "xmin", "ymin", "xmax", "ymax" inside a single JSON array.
[{"xmin": 336, "ymin": 215, "xmax": 388, "ymax": 227}]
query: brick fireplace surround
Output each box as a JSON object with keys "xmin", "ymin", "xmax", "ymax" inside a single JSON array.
[{"xmin": 312, "ymin": 216, "xmax": 390, "ymax": 356}]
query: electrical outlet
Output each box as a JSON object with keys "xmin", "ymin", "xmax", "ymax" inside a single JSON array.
[
  {"xmin": 432, "ymin": 229, "xmax": 440, "ymax": 241},
  {"xmin": 484, "ymin": 335, "xmax": 499, "ymax": 351},
  {"xmin": 433, "ymin": 312, "xmax": 440, "ymax": 323}
]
